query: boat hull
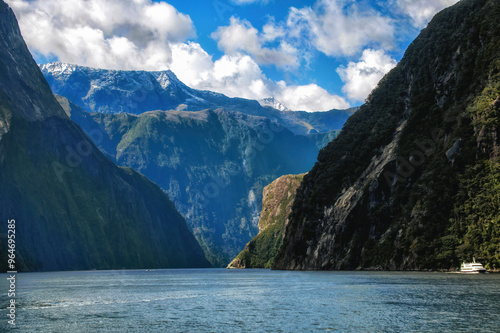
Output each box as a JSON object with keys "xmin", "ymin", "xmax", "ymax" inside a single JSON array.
[{"xmin": 460, "ymin": 259, "xmax": 486, "ymax": 274}]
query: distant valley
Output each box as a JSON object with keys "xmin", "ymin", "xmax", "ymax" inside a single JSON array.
[{"xmin": 41, "ymin": 63, "xmax": 354, "ymax": 266}]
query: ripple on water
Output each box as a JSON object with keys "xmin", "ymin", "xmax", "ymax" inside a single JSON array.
[{"xmin": 1, "ymin": 269, "xmax": 499, "ymax": 332}]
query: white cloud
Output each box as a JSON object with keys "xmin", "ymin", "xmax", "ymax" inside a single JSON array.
[
  {"xmin": 7, "ymin": 0, "xmax": 195, "ymax": 70},
  {"xmin": 276, "ymin": 83, "xmax": 350, "ymax": 112},
  {"xmin": 6, "ymin": 0, "xmax": 349, "ymax": 112},
  {"xmin": 336, "ymin": 49, "xmax": 397, "ymax": 102},
  {"xmin": 207, "ymin": 54, "xmax": 271, "ymax": 98},
  {"xmin": 262, "ymin": 21, "xmax": 286, "ymax": 41},
  {"xmin": 171, "ymin": 47, "xmax": 348, "ymax": 112},
  {"xmin": 170, "ymin": 42, "xmax": 214, "ymax": 88},
  {"xmin": 287, "ymin": 0, "xmax": 395, "ymax": 57},
  {"xmin": 211, "ymin": 17, "xmax": 298, "ymax": 68},
  {"xmin": 396, "ymin": 0, "xmax": 460, "ymax": 28}
]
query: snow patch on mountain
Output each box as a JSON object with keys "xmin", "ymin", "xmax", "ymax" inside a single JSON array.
[{"xmin": 259, "ymin": 97, "xmax": 290, "ymax": 112}]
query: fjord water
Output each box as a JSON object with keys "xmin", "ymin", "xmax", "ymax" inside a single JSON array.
[{"xmin": 1, "ymin": 270, "xmax": 499, "ymax": 332}]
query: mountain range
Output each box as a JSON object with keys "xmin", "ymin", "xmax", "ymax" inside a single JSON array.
[
  {"xmin": 51, "ymin": 93, "xmax": 338, "ymax": 266},
  {"xmin": 0, "ymin": 0, "xmax": 209, "ymax": 271},
  {"xmin": 39, "ymin": 62, "xmax": 354, "ymax": 266},
  {"xmin": 40, "ymin": 62, "xmax": 357, "ymax": 136},
  {"xmin": 3, "ymin": 0, "xmax": 495, "ymax": 273}
]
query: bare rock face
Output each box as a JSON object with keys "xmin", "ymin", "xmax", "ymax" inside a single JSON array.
[
  {"xmin": 274, "ymin": 0, "xmax": 500, "ymax": 271},
  {"xmin": 227, "ymin": 174, "xmax": 304, "ymax": 269},
  {"xmin": 0, "ymin": 3, "xmax": 66, "ymax": 126}
]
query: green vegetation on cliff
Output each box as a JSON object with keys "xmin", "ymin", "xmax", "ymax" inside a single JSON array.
[
  {"xmin": 228, "ymin": 174, "xmax": 304, "ymax": 269},
  {"xmin": 61, "ymin": 100, "xmax": 331, "ymax": 267},
  {"xmin": 274, "ymin": 0, "xmax": 500, "ymax": 270},
  {"xmin": 0, "ymin": 1, "xmax": 209, "ymax": 271},
  {"xmin": 447, "ymin": 77, "xmax": 500, "ymax": 269}
]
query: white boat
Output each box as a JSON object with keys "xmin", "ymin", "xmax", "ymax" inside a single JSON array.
[{"xmin": 460, "ymin": 258, "xmax": 486, "ymax": 274}]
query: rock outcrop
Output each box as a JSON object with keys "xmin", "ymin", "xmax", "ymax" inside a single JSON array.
[{"xmin": 228, "ymin": 174, "xmax": 304, "ymax": 268}]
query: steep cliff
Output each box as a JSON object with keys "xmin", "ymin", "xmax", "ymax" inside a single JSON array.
[
  {"xmin": 274, "ymin": 0, "xmax": 500, "ymax": 270},
  {"xmin": 228, "ymin": 174, "xmax": 304, "ymax": 269},
  {"xmin": 0, "ymin": 1, "xmax": 209, "ymax": 271}
]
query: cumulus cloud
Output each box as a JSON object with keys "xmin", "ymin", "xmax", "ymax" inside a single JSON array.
[
  {"xmin": 211, "ymin": 17, "xmax": 298, "ymax": 68},
  {"xmin": 396, "ymin": 0, "xmax": 460, "ymax": 27},
  {"xmin": 7, "ymin": 0, "xmax": 195, "ymax": 70},
  {"xmin": 336, "ymin": 49, "xmax": 397, "ymax": 102},
  {"xmin": 171, "ymin": 46, "xmax": 348, "ymax": 111},
  {"xmin": 6, "ymin": 0, "xmax": 349, "ymax": 112},
  {"xmin": 200, "ymin": 54, "xmax": 271, "ymax": 99},
  {"xmin": 287, "ymin": 0, "xmax": 395, "ymax": 57},
  {"xmin": 262, "ymin": 21, "xmax": 286, "ymax": 41},
  {"xmin": 276, "ymin": 83, "xmax": 350, "ymax": 112}
]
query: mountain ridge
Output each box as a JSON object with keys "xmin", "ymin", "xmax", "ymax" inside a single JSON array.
[
  {"xmin": 0, "ymin": 6, "xmax": 66, "ymax": 126},
  {"xmin": 40, "ymin": 61, "xmax": 357, "ymax": 135}
]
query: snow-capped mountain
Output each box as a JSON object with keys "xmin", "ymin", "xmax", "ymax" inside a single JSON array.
[
  {"xmin": 259, "ymin": 97, "xmax": 290, "ymax": 112},
  {"xmin": 40, "ymin": 62, "xmax": 356, "ymax": 135},
  {"xmin": 40, "ymin": 62, "xmax": 267, "ymax": 115}
]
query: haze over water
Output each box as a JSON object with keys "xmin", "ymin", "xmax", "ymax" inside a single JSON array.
[{"xmin": 1, "ymin": 269, "xmax": 499, "ymax": 332}]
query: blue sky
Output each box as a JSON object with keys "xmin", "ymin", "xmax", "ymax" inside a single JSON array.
[{"xmin": 7, "ymin": 0, "xmax": 459, "ymax": 111}]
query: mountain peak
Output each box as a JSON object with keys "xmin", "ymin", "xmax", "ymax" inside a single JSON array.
[
  {"xmin": 0, "ymin": 2, "xmax": 66, "ymax": 125},
  {"xmin": 39, "ymin": 62, "xmax": 79, "ymax": 74},
  {"xmin": 40, "ymin": 62, "xmax": 214, "ymax": 115},
  {"xmin": 259, "ymin": 97, "xmax": 290, "ymax": 112},
  {"xmin": 152, "ymin": 69, "xmax": 181, "ymax": 89},
  {"xmin": 40, "ymin": 62, "xmax": 179, "ymax": 85}
]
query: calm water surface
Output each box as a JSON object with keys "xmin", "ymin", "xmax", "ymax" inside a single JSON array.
[{"xmin": 1, "ymin": 269, "xmax": 499, "ymax": 332}]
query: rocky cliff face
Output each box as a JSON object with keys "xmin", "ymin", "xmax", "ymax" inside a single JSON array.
[
  {"xmin": 0, "ymin": 1, "xmax": 209, "ymax": 271},
  {"xmin": 228, "ymin": 174, "xmax": 304, "ymax": 269},
  {"xmin": 274, "ymin": 0, "xmax": 500, "ymax": 270},
  {"xmin": 0, "ymin": 2, "xmax": 66, "ymax": 128}
]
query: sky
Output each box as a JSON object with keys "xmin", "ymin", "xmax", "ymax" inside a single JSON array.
[{"xmin": 6, "ymin": 0, "xmax": 460, "ymax": 111}]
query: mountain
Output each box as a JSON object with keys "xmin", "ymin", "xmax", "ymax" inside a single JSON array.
[
  {"xmin": 56, "ymin": 96, "xmax": 331, "ymax": 266},
  {"xmin": 259, "ymin": 97, "xmax": 290, "ymax": 112},
  {"xmin": 0, "ymin": 1, "xmax": 209, "ymax": 271},
  {"xmin": 272, "ymin": 107, "xmax": 358, "ymax": 135},
  {"xmin": 38, "ymin": 50, "xmax": 354, "ymax": 267},
  {"xmin": 227, "ymin": 174, "xmax": 304, "ymax": 269},
  {"xmin": 274, "ymin": 0, "xmax": 500, "ymax": 271},
  {"xmin": 40, "ymin": 62, "xmax": 356, "ymax": 135}
]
